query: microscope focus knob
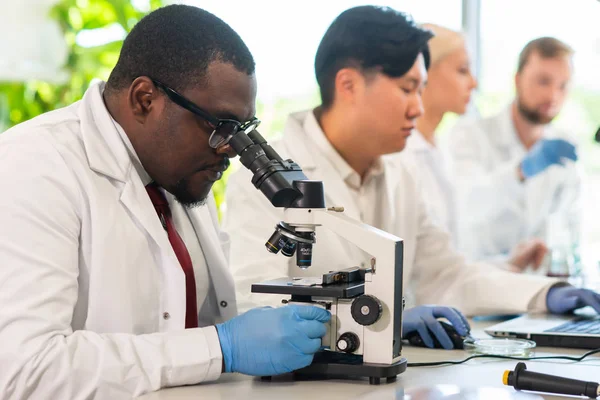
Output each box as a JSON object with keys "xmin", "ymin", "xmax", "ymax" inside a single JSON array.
[
  {"xmin": 351, "ymin": 295, "xmax": 382, "ymax": 326},
  {"xmin": 336, "ymin": 332, "xmax": 360, "ymax": 353}
]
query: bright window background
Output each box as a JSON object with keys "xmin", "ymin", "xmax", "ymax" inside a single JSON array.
[{"xmin": 173, "ymin": 0, "xmax": 462, "ymax": 137}]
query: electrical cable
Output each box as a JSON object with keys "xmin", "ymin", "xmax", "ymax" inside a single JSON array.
[{"xmin": 407, "ymin": 348, "xmax": 600, "ymax": 367}]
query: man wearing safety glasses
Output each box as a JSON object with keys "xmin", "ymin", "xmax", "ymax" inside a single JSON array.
[{"xmin": 0, "ymin": 5, "xmax": 329, "ymax": 399}]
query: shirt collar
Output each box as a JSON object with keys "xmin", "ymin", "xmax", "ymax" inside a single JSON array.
[{"xmin": 304, "ymin": 110, "xmax": 384, "ymax": 190}]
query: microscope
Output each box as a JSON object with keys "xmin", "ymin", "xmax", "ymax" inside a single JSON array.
[{"xmin": 228, "ymin": 130, "xmax": 407, "ymax": 385}]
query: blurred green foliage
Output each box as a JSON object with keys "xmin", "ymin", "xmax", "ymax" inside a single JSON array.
[{"xmin": 0, "ymin": 0, "xmax": 163, "ymax": 129}]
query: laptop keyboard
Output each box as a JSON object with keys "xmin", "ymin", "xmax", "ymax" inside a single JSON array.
[{"xmin": 545, "ymin": 317, "xmax": 600, "ymax": 335}]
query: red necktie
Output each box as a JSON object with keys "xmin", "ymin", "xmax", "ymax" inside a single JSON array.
[{"xmin": 146, "ymin": 184, "xmax": 199, "ymax": 328}]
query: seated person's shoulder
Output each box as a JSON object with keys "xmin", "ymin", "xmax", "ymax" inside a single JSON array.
[
  {"xmin": 0, "ymin": 104, "xmax": 82, "ymax": 154},
  {"xmin": 0, "ymin": 105, "xmax": 85, "ymax": 187}
]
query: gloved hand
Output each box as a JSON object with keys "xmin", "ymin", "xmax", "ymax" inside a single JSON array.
[
  {"xmin": 521, "ymin": 138, "xmax": 577, "ymax": 179},
  {"xmin": 402, "ymin": 306, "xmax": 470, "ymax": 350},
  {"xmin": 546, "ymin": 285, "xmax": 600, "ymax": 314},
  {"xmin": 216, "ymin": 305, "xmax": 330, "ymax": 376}
]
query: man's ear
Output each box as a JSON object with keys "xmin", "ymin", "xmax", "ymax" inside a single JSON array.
[
  {"xmin": 334, "ymin": 67, "xmax": 365, "ymax": 105},
  {"xmin": 128, "ymin": 76, "xmax": 163, "ymax": 124}
]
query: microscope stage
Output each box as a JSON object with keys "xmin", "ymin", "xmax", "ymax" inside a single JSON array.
[{"xmin": 251, "ymin": 277, "xmax": 364, "ymax": 299}]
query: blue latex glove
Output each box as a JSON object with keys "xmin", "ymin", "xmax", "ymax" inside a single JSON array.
[
  {"xmin": 402, "ymin": 306, "xmax": 470, "ymax": 350},
  {"xmin": 521, "ymin": 138, "xmax": 577, "ymax": 179},
  {"xmin": 546, "ymin": 285, "xmax": 600, "ymax": 314},
  {"xmin": 216, "ymin": 305, "xmax": 331, "ymax": 376}
]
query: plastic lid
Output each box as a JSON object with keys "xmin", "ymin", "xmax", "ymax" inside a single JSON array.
[{"xmin": 463, "ymin": 338, "xmax": 536, "ymax": 356}]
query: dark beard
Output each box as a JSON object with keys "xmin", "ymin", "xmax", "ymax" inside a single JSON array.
[
  {"xmin": 171, "ymin": 177, "xmax": 207, "ymax": 209},
  {"xmin": 517, "ymin": 99, "xmax": 555, "ymax": 125}
]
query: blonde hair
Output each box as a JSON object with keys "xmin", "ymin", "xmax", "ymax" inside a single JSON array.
[{"xmin": 421, "ymin": 23, "xmax": 466, "ymax": 66}]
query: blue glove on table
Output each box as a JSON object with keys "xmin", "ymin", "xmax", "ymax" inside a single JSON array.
[
  {"xmin": 216, "ymin": 305, "xmax": 330, "ymax": 376},
  {"xmin": 521, "ymin": 138, "xmax": 577, "ymax": 179},
  {"xmin": 546, "ymin": 286, "xmax": 600, "ymax": 314},
  {"xmin": 402, "ymin": 306, "xmax": 470, "ymax": 350}
]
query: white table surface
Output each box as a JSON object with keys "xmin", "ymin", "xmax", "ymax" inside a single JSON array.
[{"xmin": 139, "ymin": 320, "xmax": 600, "ymax": 399}]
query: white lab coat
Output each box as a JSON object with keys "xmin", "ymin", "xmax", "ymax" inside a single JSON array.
[
  {"xmin": 0, "ymin": 82, "xmax": 237, "ymax": 399},
  {"xmin": 402, "ymin": 130, "xmax": 457, "ymax": 239},
  {"xmin": 223, "ymin": 109, "xmax": 556, "ymax": 317},
  {"xmin": 446, "ymin": 105, "xmax": 582, "ymax": 262}
]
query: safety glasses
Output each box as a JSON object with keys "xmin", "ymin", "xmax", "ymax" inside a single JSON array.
[{"xmin": 151, "ymin": 79, "xmax": 260, "ymax": 148}]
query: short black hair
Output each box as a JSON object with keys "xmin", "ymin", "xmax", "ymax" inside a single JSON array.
[
  {"xmin": 314, "ymin": 6, "xmax": 433, "ymax": 109},
  {"xmin": 106, "ymin": 5, "xmax": 255, "ymax": 93}
]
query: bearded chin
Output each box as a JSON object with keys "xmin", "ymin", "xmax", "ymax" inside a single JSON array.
[
  {"xmin": 171, "ymin": 177, "xmax": 208, "ymax": 209},
  {"xmin": 517, "ymin": 98, "xmax": 555, "ymax": 125}
]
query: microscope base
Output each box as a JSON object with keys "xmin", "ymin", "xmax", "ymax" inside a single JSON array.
[{"xmin": 261, "ymin": 351, "xmax": 407, "ymax": 385}]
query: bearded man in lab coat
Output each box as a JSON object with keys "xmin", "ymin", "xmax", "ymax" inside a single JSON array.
[
  {"xmin": 224, "ymin": 6, "xmax": 600, "ymax": 350},
  {"xmin": 0, "ymin": 5, "xmax": 331, "ymax": 399},
  {"xmin": 447, "ymin": 37, "xmax": 581, "ymax": 264}
]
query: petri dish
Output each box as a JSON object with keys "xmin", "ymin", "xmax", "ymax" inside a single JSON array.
[{"xmin": 463, "ymin": 338, "xmax": 536, "ymax": 356}]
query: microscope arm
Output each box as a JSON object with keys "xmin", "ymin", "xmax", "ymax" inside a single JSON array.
[{"xmin": 284, "ymin": 208, "xmax": 404, "ymax": 365}]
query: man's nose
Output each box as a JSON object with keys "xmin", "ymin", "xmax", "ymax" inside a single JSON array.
[{"xmin": 408, "ymin": 94, "xmax": 424, "ymax": 120}]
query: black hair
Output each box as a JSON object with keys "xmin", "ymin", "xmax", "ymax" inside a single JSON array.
[
  {"xmin": 314, "ymin": 6, "xmax": 433, "ymax": 109},
  {"xmin": 106, "ymin": 5, "xmax": 255, "ymax": 93}
]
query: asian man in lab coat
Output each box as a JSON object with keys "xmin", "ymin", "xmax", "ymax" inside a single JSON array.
[
  {"xmin": 447, "ymin": 37, "xmax": 581, "ymax": 264},
  {"xmin": 224, "ymin": 6, "xmax": 600, "ymax": 351},
  {"xmin": 0, "ymin": 5, "xmax": 330, "ymax": 399}
]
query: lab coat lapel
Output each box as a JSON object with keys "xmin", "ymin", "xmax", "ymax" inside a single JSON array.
[
  {"xmin": 185, "ymin": 199, "xmax": 238, "ymax": 320},
  {"xmin": 78, "ymin": 82, "xmax": 175, "ymax": 257}
]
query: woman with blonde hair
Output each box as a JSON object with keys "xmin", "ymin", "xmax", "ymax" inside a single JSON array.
[{"xmin": 405, "ymin": 23, "xmax": 547, "ymax": 272}]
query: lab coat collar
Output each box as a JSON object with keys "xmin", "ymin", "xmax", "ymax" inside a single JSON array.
[
  {"xmin": 79, "ymin": 81, "xmax": 132, "ymax": 183},
  {"xmin": 301, "ymin": 110, "xmax": 355, "ymax": 183},
  {"xmin": 282, "ymin": 110, "xmax": 358, "ymax": 217},
  {"xmin": 79, "ymin": 81, "xmax": 175, "ymax": 261}
]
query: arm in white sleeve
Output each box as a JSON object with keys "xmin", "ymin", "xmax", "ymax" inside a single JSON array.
[
  {"xmin": 0, "ymin": 138, "xmax": 222, "ymax": 400},
  {"xmin": 222, "ymin": 166, "xmax": 291, "ymax": 313},
  {"xmin": 409, "ymin": 172, "xmax": 558, "ymax": 316},
  {"xmin": 447, "ymin": 121, "xmax": 528, "ymax": 259}
]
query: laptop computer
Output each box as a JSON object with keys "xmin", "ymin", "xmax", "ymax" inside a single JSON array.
[{"xmin": 484, "ymin": 308, "xmax": 600, "ymax": 349}]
